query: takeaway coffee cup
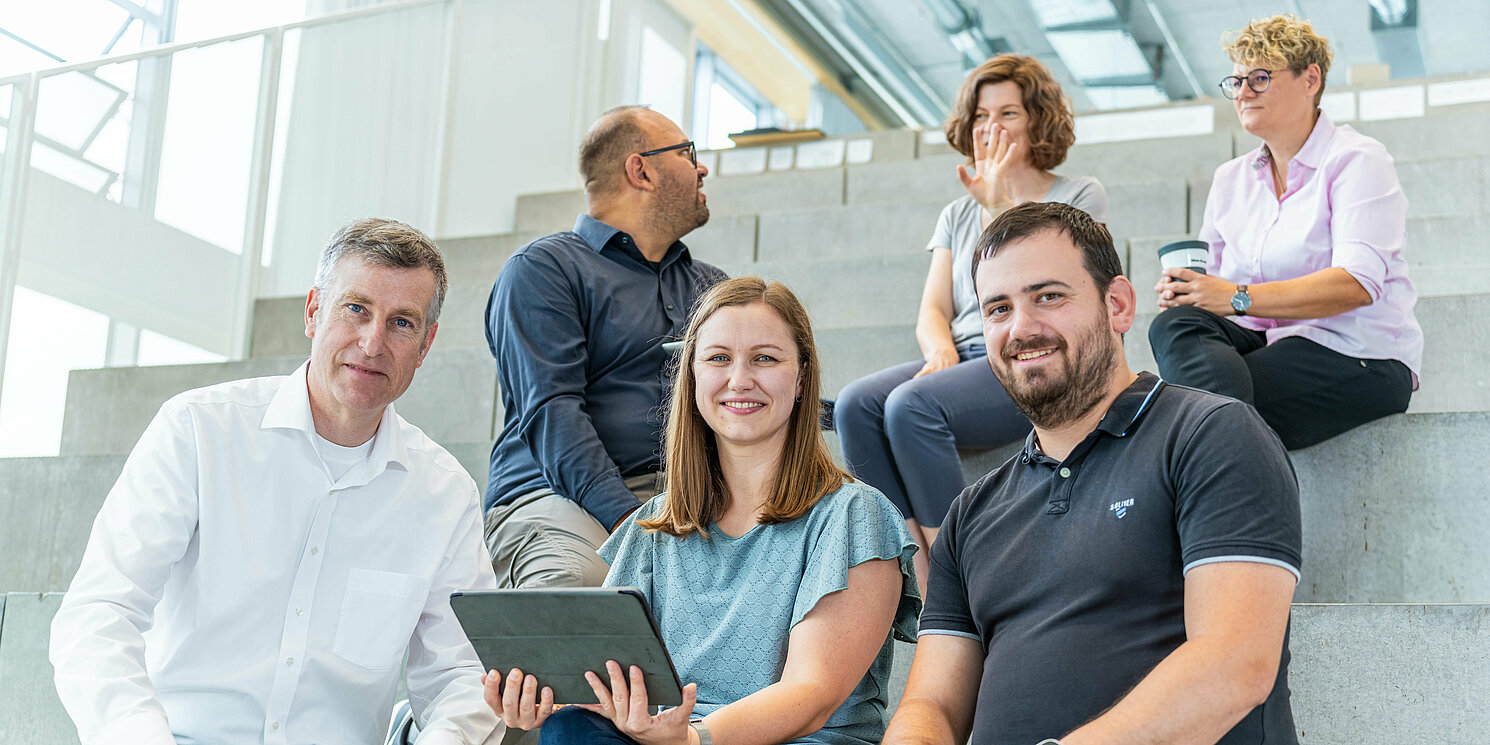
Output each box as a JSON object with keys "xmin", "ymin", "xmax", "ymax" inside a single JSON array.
[{"xmin": 1157, "ymin": 240, "xmax": 1209, "ymax": 275}]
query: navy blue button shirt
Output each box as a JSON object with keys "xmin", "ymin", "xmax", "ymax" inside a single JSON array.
[{"xmin": 485, "ymin": 214, "xmax": 725, "ymax": 528}]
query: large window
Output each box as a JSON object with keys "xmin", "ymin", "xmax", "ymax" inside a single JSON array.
[{"xmin": 691, "ymin": 45, "xmax": 778, "ymax": 150}]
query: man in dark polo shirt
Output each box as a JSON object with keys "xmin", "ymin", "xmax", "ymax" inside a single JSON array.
[
  {"xmin": 483, "ymin": 105, "xmax": 724, "ymax": 588},
  {"xmin": 885, "ymin": 202, "xmax": 1301, "ymax": 745}
]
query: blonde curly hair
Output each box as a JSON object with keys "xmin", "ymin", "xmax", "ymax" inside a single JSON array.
[{"xmin": 1222, "ymin": 14, "xmax": 1333, "ymax": 106}]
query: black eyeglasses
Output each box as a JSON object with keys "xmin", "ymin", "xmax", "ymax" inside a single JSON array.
[
  {"xmin": 1219, "ymin": 69, "xmax": 1272, "ymax": 100},
  {"xmin": 639, "ymin": 140, "xmax": 697, "ymax": 168}
]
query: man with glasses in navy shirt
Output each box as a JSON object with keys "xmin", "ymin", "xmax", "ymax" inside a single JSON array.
[
  {"xmin": 483, "ymin": 106, "xmax": 724, "ymax": 588},
  {"xmin": 885, "ymin": 202, "xmax": 1302, "ymax": 745}
]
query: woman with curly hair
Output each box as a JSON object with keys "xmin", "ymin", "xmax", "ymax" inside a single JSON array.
[
  {"xmin": 488, "ymin": 277, "xmax": 920, "ymax": 745},
  {"xmin": 1149, "ymin": 14, "xmax": 1421, "ymax": 449},
  {"xmin": 835, "ymin": 54, "xmax": 1108, "ymax": 595}
]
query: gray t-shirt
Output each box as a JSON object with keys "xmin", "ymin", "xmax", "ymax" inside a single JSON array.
[{"xmin": 929, "ymin": 175, "xmax": 1109, "ymax": 346}]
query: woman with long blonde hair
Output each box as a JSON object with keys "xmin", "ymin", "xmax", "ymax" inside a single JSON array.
[{"xmin": 490, "ymin": 277, "xmax": 919, "ymax": 745}]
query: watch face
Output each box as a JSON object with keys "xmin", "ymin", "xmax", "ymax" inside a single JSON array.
[{"xmin": 1232, "ymin": 291, "xmax": 1252, "ymax": 312}]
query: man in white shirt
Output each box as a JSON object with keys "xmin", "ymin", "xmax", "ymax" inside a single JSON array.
[{"xmin": 49, "ymin": 218, "xmax": 504, "ymax": 745}]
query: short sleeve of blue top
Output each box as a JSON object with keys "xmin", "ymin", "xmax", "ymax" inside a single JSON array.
[{"xmin": 599, "ymin": 480, "xmax": 920, "ymax": 744}]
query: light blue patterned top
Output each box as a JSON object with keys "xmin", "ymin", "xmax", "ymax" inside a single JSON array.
[{"xmin": 599, "ymin": 480, "xmax": 920, "ymax": 744}]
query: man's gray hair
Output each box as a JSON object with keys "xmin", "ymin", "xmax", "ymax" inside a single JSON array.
[{"xmin": 314, "ymin": 218, "xmax": 448, "ymax": 325}]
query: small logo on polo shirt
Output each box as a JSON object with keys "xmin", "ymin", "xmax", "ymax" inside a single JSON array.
[{"xmin": 1109, "ymin": 498, "xmax": 1134, "ymax": 518}]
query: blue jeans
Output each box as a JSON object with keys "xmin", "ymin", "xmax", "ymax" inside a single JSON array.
[
  {"xmin": 538, "ymin": 708, "xmax": 637, "ymax": 745},
  {"xmin": 835, "ymin": 344, "xmax": 1030, "ymax": 527}
]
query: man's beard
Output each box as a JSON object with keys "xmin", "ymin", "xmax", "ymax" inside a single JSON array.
[
  {"xmin": 990, "ymin": 309, "xmax": 1119, "ymax": 430},
  {"xmin": 648, "ymin": 170, "xmax": 709, "ymax": 239}
]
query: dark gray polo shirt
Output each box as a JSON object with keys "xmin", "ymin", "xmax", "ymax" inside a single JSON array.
[
  {"xmin": 920, "ymin": 372, "xmax": 1302, "ymax": 745},
  {"xmin": 484, "ymin": 215, "xmax": 725, "ymax": 528}
]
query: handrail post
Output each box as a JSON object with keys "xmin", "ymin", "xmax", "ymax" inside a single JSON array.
[
  {"xmin": 0, "ymin": 73, "xmax": 40, "ymax": 408},
  {"xmin": 232, "ymin": 29, "xmax": 285, "ymax": 361}
]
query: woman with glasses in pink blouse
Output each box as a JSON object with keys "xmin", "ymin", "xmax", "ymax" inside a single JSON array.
[{"xmin": 1149, "ymin": 14, "xmax": 1422, "ymax": 449}]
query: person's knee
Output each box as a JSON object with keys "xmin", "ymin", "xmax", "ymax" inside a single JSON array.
[
  {"xmin": 882, "ymin": 381, "xmax": 956, "ymax": 448},
  {"xmin": 1148, "ymin": 305, "xmax": 1212, "ymax": 345},
  {"xmin": 487, "ymin": 504, "xmax": 609, "ymax": 588},
  {"xmin": 834, "ymin": 375, "xmax": 882, "ymax": 429},
  {"xmin": 539, "ymin": 708, "xmax": 617, "ymax": 745},
  {"xmin": 506, "ymin": 529, "xmax": 608, "ymax": 588}
]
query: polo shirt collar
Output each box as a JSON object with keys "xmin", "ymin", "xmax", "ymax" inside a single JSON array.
[
  {"xmin": 1252, "ymin": 108, "xmax": 1334, "ymax": 173},
  {"xmin": 1094, "ymin": 372, "xmax": 1165, "ymax": 438},
  {"xmin": 262, "ymin": 361, "xmax": 410, "ymax": 472},
  {"xmin": 573, "ymin": 213, "xmax": 694, "ymax": 269},
  {"xmin": 1018, "ymin": 372, "xmax": 1165, "ymax": 462}
]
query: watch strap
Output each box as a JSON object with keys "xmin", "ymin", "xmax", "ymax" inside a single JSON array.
[{"xmin": 690, "ymin": 720, "xmax": 713, "ymax": 745}]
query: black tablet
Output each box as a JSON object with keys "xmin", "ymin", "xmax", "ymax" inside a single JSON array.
[{"xmin": 450, "ymin": 587, "xmax": 684, "ymax": 706}]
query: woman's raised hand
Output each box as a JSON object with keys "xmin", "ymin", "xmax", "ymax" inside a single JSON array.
[
  {"xmin": 957, "ymin": 124, "xmax": 1020, "ymax": 213},
  {"xmin": 579, "ymin": 661, "xmax": 699, "ymax": 745},
  {"xmin": 483, "ymin": 667, "xmax": 556, "ymax": 731}
]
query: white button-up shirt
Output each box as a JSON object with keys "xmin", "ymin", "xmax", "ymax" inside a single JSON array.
[{"xmin": 50, "ymin": 364, "xmax": 503, "ymax": 745}]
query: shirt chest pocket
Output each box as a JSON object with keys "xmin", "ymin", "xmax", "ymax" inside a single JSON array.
[{"xmin": 332, "ymin": 568, "xmax": 431, "ymax": 670}]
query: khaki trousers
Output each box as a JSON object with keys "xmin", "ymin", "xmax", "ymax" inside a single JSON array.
[{"xmin": 483, "ymin": 473, "xmax": 663, "ymax": 589}]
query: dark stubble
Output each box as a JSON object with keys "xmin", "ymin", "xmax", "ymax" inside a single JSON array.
[
  {"xmin": 647, "ymin": 166, "xmax": 710, "ymax": 239},
  {"xmin": 990, "ymin": 305, "xmax": 1119, "ymax": 430}
]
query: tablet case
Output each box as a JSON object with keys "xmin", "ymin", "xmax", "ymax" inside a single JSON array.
[{"xmin": 451, "ymin": 587, "xmax": 685, "ymax": 706}]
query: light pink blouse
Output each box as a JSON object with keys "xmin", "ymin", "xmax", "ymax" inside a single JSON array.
[{"xmin": 1201, "ymin": 111, "xmax": 1422, "ymax": 385}]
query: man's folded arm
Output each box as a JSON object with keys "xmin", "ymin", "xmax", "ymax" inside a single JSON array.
[
  {"xmin": 883, "ymin": 633, "xmax": 983, "ymax": 745},
  {"xmin": 49, "ymin": 400, "xmax": 200, "ymax": 745},
  {"xmin": 489, "ymin": 254, "xmax": 639, "ymax": 529},
  {"xmin": 1059, "ymin": 560, "xmax": 1297, "ymax": 745}
]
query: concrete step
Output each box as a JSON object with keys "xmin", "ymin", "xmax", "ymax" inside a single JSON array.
[
  {"xmin": 1123, "ymin": 293, "xmax": 1489, "ymax": 416},
  {"xmin": 914, "ymin": 130, "xmax": 1234, "ymax": 190},
  {"xmin": 6, "ymin": 592, "xmax": 1484, "ymax": 744},
  {"xmin": 888, "ymin": 603, "xmax": 1490, "ymax": 742},
  {"xmin": 1128, "ymin": 215, "xmax": 1490, "ymax": 300},
  {"xmin": 55, "ymin": 323, "xmax": 920, "ymax": 460},
  {"xmin": 59, "ymin": 349, "xmax": 498, "ymax": 457},
  {"xmin": 906, "ymin": 411, "xmax": 1490, "ymax": 604},
  {"xmin": 0, "ymin": 456, "xmax": 124, "ymax": 594},
  {"xmin": 516, "ymin": 170, "xmax": 846, "ymax": 235},
  {"xmin": 756, "ymin": 180, "xmax": 1188, "ymax": 264},
  {"xmin": 9, "ymin": 411, "xmax": 1489, "ymax": 600},
  {"xmin": 0, "ymin": 593, "xmax": 75, "ymax": 744},
  {"xmin": 246, "ymin": 278, "xmax": 1488, "ymax": 417}
]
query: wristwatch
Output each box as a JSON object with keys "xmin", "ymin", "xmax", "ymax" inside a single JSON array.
[
  {"xmin": 1230, "ymin": 284, "xmax": 1252, "ymax": 317},
  {"xmin": 690, "ymin": 720, "xmax": 713, "ymax": 745}
]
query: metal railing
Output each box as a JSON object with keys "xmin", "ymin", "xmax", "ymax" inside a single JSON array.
[{"xmin": 0, "ymin": 0, "xmax": 460, "ymax": 407}]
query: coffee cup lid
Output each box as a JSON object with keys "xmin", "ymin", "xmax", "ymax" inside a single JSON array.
[{"xmin": 1157, "ymin": 239, "xmax": 1208, "ymax": 257}]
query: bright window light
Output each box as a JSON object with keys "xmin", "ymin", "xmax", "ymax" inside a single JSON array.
[
  {"xmin": 0, "ymin": 287, "xmax": 109, "ymax": 457},
  {"xmin": 1083, "ymin": 85, "xmax": 1169, "ymax": 111},
  {"xmin": 138, "ymin": 329, "xmax": 227, "ymax": 367},
  {"xmin": 638, "ymin": 27, "xmax": 686, "ymax": 128},
  {"xmin": 1, "ymin": 0, "xmax": 129, "ymax": 62},
  {"xmin": 1031, "ymin": 0, "xmax": 1118, "ymax": 28},
  {"xmin": 1046, "ymin": 29, "xmax": 1151, "ymax": 80},
  {"xmin": 705, "ymin": 82, "xmax": 757, "ymax": 150}
]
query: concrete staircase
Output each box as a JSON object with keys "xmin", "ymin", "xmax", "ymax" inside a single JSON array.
[{"xmin": 6, "ymin": 109, "xmax": 1488, "ymax": 742}]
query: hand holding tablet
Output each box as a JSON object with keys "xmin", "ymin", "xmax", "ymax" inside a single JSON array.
[{"xmin": 454, "ymin": 588, "xmax": 688, "ymax": 732}]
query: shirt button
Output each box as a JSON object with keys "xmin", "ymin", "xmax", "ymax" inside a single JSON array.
[
  {"xmin": 1059, "ymin": 467, "xmax": 1072, "ymax": 478},
  {"xmin": 286, "ymin": 657, "xmax": 295, "ymax": 666},
  {"xmin": 272, "ymin": 722, "xmax": 280, "ymax": 730},
  {"xmin": 310, "ymin": 547, "xmax": 318, "ymax": 555},
  {"xmin": 667, "ymin": 304, "xmax": 674, "ymax": 310},
  {"xmin": 295, "ymin": 607, "xmax": 303, "ymax": 616}
]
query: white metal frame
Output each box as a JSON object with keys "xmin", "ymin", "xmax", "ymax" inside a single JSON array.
[{"xmin": 0, "ymin": 0, "xmax": 459, "ymax": 405}]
